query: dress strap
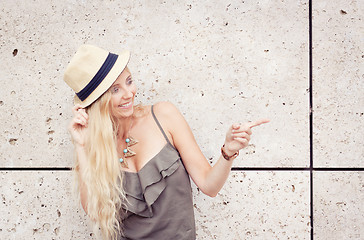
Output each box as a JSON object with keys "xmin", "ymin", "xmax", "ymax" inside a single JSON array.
[{"xmin": 151, "ymin": 105, "xmax": 171, "ymax": 144}]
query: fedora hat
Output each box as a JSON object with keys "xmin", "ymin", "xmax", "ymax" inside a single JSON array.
[{"xmin": 64, "ymin": 44, "xmax": 130, "ymax": 107}]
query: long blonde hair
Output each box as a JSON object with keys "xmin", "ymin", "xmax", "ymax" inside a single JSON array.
[{"xmin": 74, "ymin": 90, "xmax": 126, "ymax": 239}]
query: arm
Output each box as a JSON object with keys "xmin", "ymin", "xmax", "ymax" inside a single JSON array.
[
  {"xmin": 155, "ymin": 102, "xmax": 269, "ymax": 197},
  {"xmin": 68, "ymin": 105, "xmax": 89, "ymax": 213}
]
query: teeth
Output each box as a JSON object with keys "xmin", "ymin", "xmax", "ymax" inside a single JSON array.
[{"xmin": 119, "ymin": 102, "xmax": 132, "ymax": 107}]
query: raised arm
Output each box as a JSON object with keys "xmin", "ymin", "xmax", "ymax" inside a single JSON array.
[
  {"xmin": 156, "ymin": 101, "xmax": 269, "ymax": 197},
  {"xmin": 68, "ymin": 105, "xmax": 90, "ymax": 212}
]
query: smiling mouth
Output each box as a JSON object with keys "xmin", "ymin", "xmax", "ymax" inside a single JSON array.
[{"xmin": 118, "ymin": 102, "xmax": 132, "ymax": 108}]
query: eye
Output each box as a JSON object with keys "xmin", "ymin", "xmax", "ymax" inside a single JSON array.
[
  {"xmin": 111, "ymin": 86, "xmax": 119, "ymax": 94},
  {"xmin": 126, "ymin": 77, "xmax": 133, "ymax": 85}
]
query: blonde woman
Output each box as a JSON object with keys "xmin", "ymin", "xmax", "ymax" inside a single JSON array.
[{"xmin": 64, "ymin": 44, "xmax": 269, "ymax": 240}]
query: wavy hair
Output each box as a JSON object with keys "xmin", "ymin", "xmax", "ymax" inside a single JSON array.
[
  {"xmin": 73, "ymin": 90, "xmax": 127, "ymax": 239},
  {"xmin": 74, "ymin": 89, "xmax": 147, "ymax": 239}
]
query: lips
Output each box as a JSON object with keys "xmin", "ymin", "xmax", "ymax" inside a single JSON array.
[{"xmin": 118, "ymin": 101, "xmax": 132, "ymax": 109}]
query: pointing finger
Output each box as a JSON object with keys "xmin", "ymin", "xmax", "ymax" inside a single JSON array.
[{"xmin": 248, "ymin": 119, "xmax": 270, "ymax": 128}]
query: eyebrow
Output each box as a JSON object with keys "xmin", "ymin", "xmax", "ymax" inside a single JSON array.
[{"xmin": 111, "ymin": 75, "xmax": 132, "ymax": 87}]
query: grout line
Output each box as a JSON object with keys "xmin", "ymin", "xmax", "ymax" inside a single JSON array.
[
  {"xmin": 309, "ymin": 0, "xmax": 314, "ymax": 238},
  {"xmin": 1, "ymin": 167, "xmax": 363, "ymax": 172},
  {"xmin": 310, "ymin": 170, "xmax": 314, "ymax": 240},
  {"xmin": 313, "ymin": 168, "xmax": 364, "ymax": 171},
  {"xmin": 0, "ymin": 167, "xmax": 72, "ymax": 171},
  {"xmin": 231, "ymin": 167, "xmax": 364, "ymax": 171},
  {"xmin": 232, "ymin": 167, "xmax": 310, "ymax": 171}
]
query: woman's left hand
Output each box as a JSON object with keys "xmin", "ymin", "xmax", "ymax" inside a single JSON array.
[{"xmin": 224, "ymin": 119, "xmax": 270, "ymax": 156}]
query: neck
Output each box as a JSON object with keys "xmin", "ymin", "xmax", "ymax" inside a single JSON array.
[{"xmin": 116, "ymin": 116, "xmax": 134, "ymax": 139}]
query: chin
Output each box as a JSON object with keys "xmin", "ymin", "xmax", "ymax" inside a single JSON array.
[{"xmin": 114, "ymin": 106, "xmax": 134, "ymax": 119}]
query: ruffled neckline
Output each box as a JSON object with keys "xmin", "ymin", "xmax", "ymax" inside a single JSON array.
[
  {"xmin": 123, "ymin": 143, "xmax": 169, "ymax": 174},
  {"xmin": 122, "ymin": 143, "xmax": 182, "ymax": 217}
]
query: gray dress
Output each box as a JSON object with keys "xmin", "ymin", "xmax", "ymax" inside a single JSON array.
[{"xmin": 119, "ymin": 106, "xmax": 196, "ymax": 240}]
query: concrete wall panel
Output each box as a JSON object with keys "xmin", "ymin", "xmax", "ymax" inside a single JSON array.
[
  {"xmin": 0, "ymin": 0, "xmax": 309, "ymax": 167},
  {"xmin": 0, "ymin": 171, "xmax": 95, "ymax": 239},
  {"xmin": 194, "ymin": 171, "xmax": 311, "ymax": 239},
  {"xmin": 313, "ymin": 0, "xmax": 364, "ymax": 167},
  {"xmin": 314, "ymin": 172, "xmax": 364, "ymax": 239},
  {"xmin": 0, "ymin": 171, "xmax": 310, "ymax": 239}
]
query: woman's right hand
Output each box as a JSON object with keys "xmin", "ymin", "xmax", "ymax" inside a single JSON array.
[{"xmin": 68, "ymin": 104, "xmax": 89, "ymax": 147}]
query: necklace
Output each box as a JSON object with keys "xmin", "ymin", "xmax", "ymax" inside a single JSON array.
[
  {"xmin": 119, "ymin": 137, "xmax": 138, "ymax": 168},
  {"xmin": 119, "ymin": 119, "xmax": 138, "ymax": 168}
]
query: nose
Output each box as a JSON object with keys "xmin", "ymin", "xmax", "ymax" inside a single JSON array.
[{"xmin": 122, "ymin": 89, "xmax": 134, "ymax": 99}]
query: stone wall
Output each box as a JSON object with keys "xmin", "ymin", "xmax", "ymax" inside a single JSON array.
[{"xmin": 1, "ymin": 0, "xmax": 363, "ymax": 239}]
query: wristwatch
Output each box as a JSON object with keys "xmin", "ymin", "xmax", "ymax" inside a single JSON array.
[{"xmin": 221, "ymin": 144, "xmax": 239, "ymax": 161}]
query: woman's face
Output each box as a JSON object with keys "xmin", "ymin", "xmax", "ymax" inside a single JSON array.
[{"xmin": 109, "ymin": 67, "xmax": 137, "ymax": 118}]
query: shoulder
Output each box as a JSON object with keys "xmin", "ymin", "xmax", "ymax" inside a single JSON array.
[
  {"xmin": 152, "ymin": 101, "xmax": 181, "ymax": 117},
  {"xmin": 152, "ymin": 101, "xmax": 186, "ymax": 133}
]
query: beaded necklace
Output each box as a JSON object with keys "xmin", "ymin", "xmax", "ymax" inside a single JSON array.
[{"xmin": 119, "ymin": 119, "xmax": 138, "ymax": 168}]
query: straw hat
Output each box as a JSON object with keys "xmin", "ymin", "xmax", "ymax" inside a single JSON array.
[{"xmin": 64, "ymin": 44, "xmax": 130, "ymax": 107}]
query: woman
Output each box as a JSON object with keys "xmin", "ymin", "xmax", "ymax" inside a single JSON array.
[{"xmin": 64, "ymin": 44, "xmax": 269, "ymax": 240}]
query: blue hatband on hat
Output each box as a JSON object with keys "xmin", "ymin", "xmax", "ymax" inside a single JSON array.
[{"xmin": 76, "ymin": 52, "xmax": 118, "ymax": 101}]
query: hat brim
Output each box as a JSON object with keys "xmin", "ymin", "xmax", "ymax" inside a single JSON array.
[{"xmin": 74, "ymin": 50, "xmax": 130, "ymax": 108}]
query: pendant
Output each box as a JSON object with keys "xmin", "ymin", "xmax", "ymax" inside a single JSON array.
[
  {"xmin": 126, "ymin": 137, "xmax": 138, "ymax": 147},
  {"xmin": 121, "ymin": 136, "xmax": 138, "ymax": 162},
  {"xmin": 124, "ymin": 148, "xmax": 136, "ymax": 158},
  {"xmin": 119, "ymin": 157, "xmax": 128, "ymax": 168}
]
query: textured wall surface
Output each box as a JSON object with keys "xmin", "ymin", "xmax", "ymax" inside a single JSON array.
[
  {"xmin": 0, "ymin": 0, "xmax": 363, "ymax": 239},
  {"xmin": 313, "ymin": 0, "xmax": 364, "ymax": 167}
]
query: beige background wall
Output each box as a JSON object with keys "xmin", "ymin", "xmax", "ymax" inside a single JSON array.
[{"xmin": 0, "ymin": 0, "xmax": 362, "ymax": 239}]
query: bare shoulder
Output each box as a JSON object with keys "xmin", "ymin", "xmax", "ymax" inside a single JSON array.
[
  {"xmin": 152, "ymin": 101, "xmax": 185, "ymax": 132},
  {"xmin": 153, "ymin": 101, "xmax": 180, "ymax": 117}
]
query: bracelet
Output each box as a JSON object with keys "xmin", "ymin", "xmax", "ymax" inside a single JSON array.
[{"xmin": 221, "ymin": 144, "xmax": 239, "ymax": 161}]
